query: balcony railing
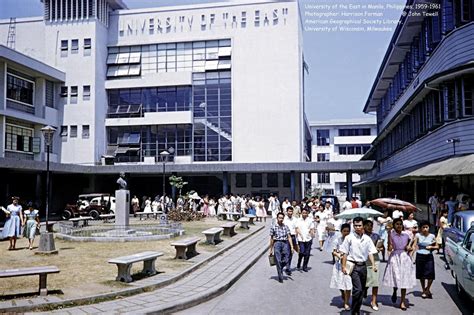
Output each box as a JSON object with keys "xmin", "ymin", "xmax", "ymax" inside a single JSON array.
[{"xmin": 107, "ymin": 102, "xmax": 191, "ymax": 118}]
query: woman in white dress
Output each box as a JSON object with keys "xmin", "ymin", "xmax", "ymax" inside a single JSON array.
[
  {"xmin": 255, "ymin": 197, "xmax": 267, "ymax": 222},
  {"xmin": 329, "ymin": 223, "xmax": 352, "ymax": 311},
  {"xmin": 314, "ymin": 204, "xmax": 328, "ymax": 251},
  {"xmin": 323, "ymin": 216, "xmax": 343, "ymax": 254},
  {"xmin": 208, "ymin": 198, "xmax": 217, "ymax": 217},
  {"xmin": 144, "ymin": 197, "xmax": 152, "ymax": 213},
  {"xmin": 151, "ymin": 199, "xmax": 159, "ymax": 213}
]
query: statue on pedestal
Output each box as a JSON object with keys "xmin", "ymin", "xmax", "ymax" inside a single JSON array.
[{"xmin": 116, "ymin": 172, "xmax": 128, "ymax": 190}]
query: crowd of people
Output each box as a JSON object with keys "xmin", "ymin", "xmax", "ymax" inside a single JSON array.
[{"xmin": 268, "ymin": 195, "xmax": 442, "ymax": 315}]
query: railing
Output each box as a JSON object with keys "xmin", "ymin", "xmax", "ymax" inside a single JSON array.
[{"xmin": 107, "ymin": 102, "xmax": 192, "ymax": 118}]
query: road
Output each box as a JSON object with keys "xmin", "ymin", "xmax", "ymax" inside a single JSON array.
[{"xmin": 177, "ymin": 239, "xmax": 473, "ymax": 315}]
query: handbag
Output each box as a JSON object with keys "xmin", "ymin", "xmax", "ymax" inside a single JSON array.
[
  {"xmin": 345, "ymin": 260, "xmax": 355, "ymax": 275},
  {"xmin": 268, "ymin": 254, "xmax": 276, "ymax": 266}
]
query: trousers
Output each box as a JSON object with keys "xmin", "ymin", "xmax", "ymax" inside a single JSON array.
[
  {"xmin": 274, "ymin": 241, "xmax": 289, "ymax": 280},
  {"xmin": 297, "ymin": 240, "xmax": 312, "ymax": 269},
  {"xmin": 287, "ymin": 235, "xmax": 297, "ymax": 271},
  {"xmin": 351, "ymin": 264, "xmax": 367, "ymax": 315}
]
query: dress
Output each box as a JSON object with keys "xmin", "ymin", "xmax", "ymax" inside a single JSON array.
[
  {"xmin": 436, "ymin": 216, "xmax": 448, "ymax": 244},
  {"xmin": 144, "ymin": 200, "xmax": 152, "ymax": 213},
  {"xmin": 2, "ymin": 204, "xmax": 22, "ymax": 238},
  {"xmin": 315, "ymin": 211, "xmax": 328, "ymax": 241},
  {"xmin": 365, "ymin": 232, "xmax": 381, "ymax": 288},
  {"xmin": 23, "ymin": 209, "xmax": 39, "ymax": 239},
  {"xmin": 382, "ymin": 231, "xmax": 416, "ymax": 289},
  {"xmin": 256, "ymin": 201, "xmax": 266, "ymax": 218},
  {"xmin": 415, "ymin": 233, "xmax": 436, "ymax": 280},
  {"xmin": 208, "ymin": 200, "xmax": 216, "ymax": 217},
  {"xmin": 329, "ymin": 236, "xmax": 352, "ymax": 290},
  {"xmin": 323, "ymin": 218, "xmax": 343, "ymax": 253}
]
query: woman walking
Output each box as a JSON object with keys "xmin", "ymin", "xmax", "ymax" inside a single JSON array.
[
  {"xmin": 208, "ymin": 197, "xmax": 216, "ymax": 217},
  {"xmin": 382, "ymin": 218, "xmax": 416, "ymax": 310},
  {"xmin": 23, "ymin": 202, "xmax": 40, "ymax": 250},
  {"xmin": 329, "ymin": 223, "xmax": 352, "ymax": 311},
  {"xmin": 377, "ymin": 210, "xmax": 392, "ymax": 261},
  {"xmin": 364, "ymin": 219, "xmax": 383, "ymax": 311},
  {"xmin": 436, "ymin": 209, "xmax": 449, "ymax": 254},
  {"xmin": 255, "ymin": 197, "xmax": 267, "ymax": 222},
  {"xmin": 314, "ymin": 204, "xmax": 328, "ymax": 251},
  {"xmin": 411, "ymin": 220, "xmax": 438, "ymax": 298},
  {"xmin": 2, "ymin": 197, "xmax": 24, "ymax": 250}
]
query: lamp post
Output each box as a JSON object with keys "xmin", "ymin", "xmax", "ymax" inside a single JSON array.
[
  {"xmin": 159, "ymin": 147, "xmax": 175, "ymax": 199},
  {"xmin": 446, "ymin": 138, "xmax": 460, "ymax": 156},
  {"xmin": 37, "ymin": 125, "xmax": 58, "ymax": 255}
]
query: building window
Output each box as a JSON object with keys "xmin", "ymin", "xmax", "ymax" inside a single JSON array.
[
  {"xmin": 236, "ymin": 174, "xmax": 246, "ymax": 188},
  {"xmin": 283, "ymin": 173, "xmax": 291, "ymax": 187},
  {"xmin": 70, "ymin": 125, "xmax": 78, "ymax": 138},
  {"xmin": 6, "ymin": 73, "xmax": 34, "ymax": 106},
  {"xmin": 443, "ymin": 82, "xmax": 456, "ymax": 120},
  {"xmin": 71, "ymin": 39, "xmax": 79, "ymax": 54},
  {"xmin": 84, "ymin": 38, "xmax": 92, "ymax": 56},
  {"xmin": 70, "ymin": 86, "xmax": 78, "ymax": 97},
  {"xmin": 60, "ymin": 86, "xmax": 68, "ymax": 97},
  {"xmin": 251, "ymin": 173, "xmax": 262, "ymax": 188},
  {"xmin": 60, "ymin": 40, "xmax": 68, "ymax": 55},
  {"xmin": 82, "ymin": 125, "xmax": 90, "ymax": 138},
  {"xmin": 60, "ymin": 126, "xmax": 68, "ymax": 137},
  {"xmin": 267, "ymin": 173, "xmax": 278, "ymax": 188},
  {"xmin": 83, "ymin": 85, "xmax": 91, "ymax": 100},
  {"xmin": 338, "ymin": 128, "xmax": 371, "ymax": 136},
  {"xmin": 317, "ymin": 153, "xmax": 330, "ymax": 161},
  {"xmin": 316, "ymin": 129, "xmax": 330, "ymax": 146},
  {"xmin": 45, "ymin": 81, "xmax": 55, "ymax": 108},
  {"xmin": 317, "ymin": 172, "xmax": 330, "ymax": 184},
  {"xmin": 463, "ymin": 77, "xmax": 473, "ymax": 116},
  {"xmin": 5, "ymin": 124, "xmax": 34, "ymax": 153}
]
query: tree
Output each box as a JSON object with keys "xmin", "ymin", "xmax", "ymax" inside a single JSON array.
[{"xmin": 169, "ymin": 175, "xmax": 188, "ymax": 198}]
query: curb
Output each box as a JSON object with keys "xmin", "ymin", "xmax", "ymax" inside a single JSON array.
[{"xmin": 0, "ymin": 224, "xmax": 265, "ymax": 313}]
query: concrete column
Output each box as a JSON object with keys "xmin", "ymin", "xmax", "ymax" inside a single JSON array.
[
  {"xmin": 222, "ymin": 172, "xmax": 229, "ymax": 195},
  {"xmin": 290, "ymin": 171, "xmax": 296, "ymax": 201},
  {"xmin": 35, "ymin": 78, "xmax": 46, "ymax": 118},
  {"xmin": 346, "ymin": 171, "xmax": 353, "ymax": 199}
]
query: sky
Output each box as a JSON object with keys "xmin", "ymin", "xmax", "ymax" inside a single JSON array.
[{"xmin": 0, "ymin": 0, "xmax": 406, "ymax": 121}]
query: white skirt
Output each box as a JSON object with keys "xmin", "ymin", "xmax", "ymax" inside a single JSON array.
[{"xmin": 330, "ymin": 261, "xmax": 352, "ymax": 290}]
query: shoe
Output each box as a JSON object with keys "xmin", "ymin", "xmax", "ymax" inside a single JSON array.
[
  {"xmin": 29, "ymin": 246, "xmax": 33, "ymax": 250},
  {"xmin": 343, "ymin": 304, "xmax": 350, "ymax": 311},
  {"xmin": 426, "ymin": 292, "xmax": 433, "ymax": 299},
  {"xmin": 391, "ymin": 292, "xmax": 397, "ymax": 303},
  {"xmin": 285, "ymin": 269, "xmax": 292, "ymax": 276},
  {"xmin": 400, "ymin": 303, "xmax": 407, "ymax": 311},
  {"xmin": 278, "ymin": 277, "xmax": 283, "ymax": 283},
  {"xmin": 302, "ymin": 267, "xmax": 308, "ymax": 272},
  {"xmin": 371, "ymin": 303, "xmax": 379, "ymax": 311},
  {"xmin": 296, "ymin": 265, "xmax": 301, "ymax": 270}
]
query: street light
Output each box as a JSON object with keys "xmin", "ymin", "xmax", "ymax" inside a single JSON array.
[
  {"xmin": 38, "ymin": 125, "xmax": 57, "ymax": 254},
  {"xmin": 159, "ymin": 147, "xmax": 175, "ymax": 199},
  {"xmin": 446, "ymin": 138, "xmax": 460, "ymax": 156}
]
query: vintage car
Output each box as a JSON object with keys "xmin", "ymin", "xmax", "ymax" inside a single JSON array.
[
  {"xmin": 62, "ymin": 193, "xmax": 115, "ymax": 220},
  {"xmin": 445, "ymin": 224, "xmax": 474, "ymax": 301},
  {"xmin": 443, "ymin": 211, "xmax": 474, "ymax": 244}
]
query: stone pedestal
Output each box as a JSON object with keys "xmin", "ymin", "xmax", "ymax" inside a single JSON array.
[
  {"xmin": 36, "ymin": 232, "xmax": 58, "ymax": 255},
  {"xmin": 115, "ymin": 189, "xmax": 130, "ymax": 229}
]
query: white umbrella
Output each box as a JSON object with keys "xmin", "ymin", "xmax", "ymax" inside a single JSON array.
[{"xmin": 335, "ymin": 207, "xmax": 384, "ymax": 220}]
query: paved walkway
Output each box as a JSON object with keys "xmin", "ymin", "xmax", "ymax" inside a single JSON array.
[{"xmin": 31, "ymin": 222, "xmax": 269, "ymax": 314}]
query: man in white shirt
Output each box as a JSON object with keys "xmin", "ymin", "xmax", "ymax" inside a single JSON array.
[
  {"xmin": 341, "ymin": 217, "xmax": 378, "ymax": 315},
  {"xmin": 295, "ymin": 208, "xmax": 315, "ymax": 272},
  {"xmin": 392, "ymin": 209, "xmax": 404, "ymax": 220},
  {"xmin": 283, "ymin": 207, "xmax": 298, "ymax": 275},
  {"xmin": 342, "ymin": 197, "xmax": 352, "ymax": 211}
]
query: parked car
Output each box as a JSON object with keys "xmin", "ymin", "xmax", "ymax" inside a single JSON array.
[
  {"xmin": 320, "ymin": 195, "xmax": 340, "ymax": 214},
  {"xmin": 62, "ymin": 193, "xmax": 115, "ymax": 220},
  {"xmin": 443, "ymin": 211, "xmax": 474, "ymax": 244},
  {"xmin": 445, "ymin": 224, "xmax": 474, "ymax": 301}
]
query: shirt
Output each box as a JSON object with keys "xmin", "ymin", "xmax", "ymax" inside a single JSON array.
[
  {"xmin": 415, "ymin": 233, "xmax": 436, "ymax": 255},
  {"xmin": 392, "ymin": 210, "xmax": 403, "ymax": 219},
  {"xmin": 403, "ymin": 219, "xmax": 417, "ymax": 230},
  {"xmin": 270, "ymin": 223, "xmax": 290, "ymax": 241},
  {"xmin": 283, "ymin": 216, "xmax": 298, "ymax": 235},
  {"xmin": 295, "ymin": 217, "xmax": 315, "ymax": 242},
  {"xmin": 342, "ymin": 201, "xmax": 352, "ymax": 210},
  {"xmin": 340, "ymin": 232, "xmax": 377, "ymax": 263},
  {"xmin": 390, "ymin": 231, "xmax": 410, "ymax": 251}
]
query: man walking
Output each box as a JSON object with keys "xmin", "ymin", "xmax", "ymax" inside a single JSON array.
[
  {"xmin": 270, "ymin": 212, "xmax": 295, "ymax": 283},
  {"xmin": 341, "ymin": 216, "xmax": 378, "ymax": 315},
  {"xmin": 295, "ymin": 208, "xmax": 315, "ymax": 272},
  {"xmin": 283, "ymin": 207, "xmax": 298, "ymax": 275}
]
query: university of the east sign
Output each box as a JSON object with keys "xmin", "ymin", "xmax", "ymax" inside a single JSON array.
[{"xmin": 118, "ymin": 7, "xmax": 289, "ymax": 37}]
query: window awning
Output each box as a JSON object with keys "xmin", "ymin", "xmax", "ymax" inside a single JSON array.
[
  {"xmin": 115, "ymin": 147, "xmax": 130, "ymax": 154},
  {"xmin": 402, "ymin": 154, "xmax": 474, "ymax": 178}
]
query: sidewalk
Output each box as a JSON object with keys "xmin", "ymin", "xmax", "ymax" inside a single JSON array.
[{"xmin": 28, "ymin": 223, "xmax": 268, "ymax": 314}]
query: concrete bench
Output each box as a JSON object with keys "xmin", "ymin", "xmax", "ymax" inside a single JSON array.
[
  {"xmin": 108, "ymin": 251, "xmax": 163, "ymax": 283},
  {"xmin": 218, "ymin": 212, "xmax": 242, "ymax": 221},
  {"xmin": 0, "ymin": 266, "xmax": 60, "ymax": 296},
  {"xmin": 136, "ymin": 212, "xmax": 156, "ymax": 220},
  {"xmin": 221, "ymin": 222, "xmax": 238, "ymax": 237},
  {"xmin": 69, "ymin": 216, "xmax": 93, "ymax": 227},
  {"xmin": 100, "ymin": 214, "xmax": 115, "ymax": 223},
  {"xmin": 238, "ymin": 217, "xmax": 250, "ymax": 229},
  {"xmin": 246, "ymin": 214, "xmax": 256, "ymax": 225},
  {"xmin": 170, "ymin": 237, "xmax": 200, "ymax": 259},
  {"xmin": 202, "ymin": 227, "xmax": 224, "ymax": 245}
]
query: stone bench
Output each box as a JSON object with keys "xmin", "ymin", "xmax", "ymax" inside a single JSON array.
[
  {"xmin": 69, "ymin": 216, "xmax": 93, "ymax": 228},
  {"xmin": 170, "ymin": 237, "xmax": 200, "ymax": 259},
  {"xmin": 202, "ymin": 227, "xmax": 224, "ymax": 245},
  {"xmin": 221, "ymin": 222, "xmax": 238, "ymax": 237},
  {"xmin": 136, "ymin": 212, "xmax": 157, "ymax": 220},
  {"xmin": 218, "ymin": 212, "xmax": 242, "ymax": 221},
  {"xmin": 238, "ymin": 217, "xmax": 250, "ymax": 229},
  {"xmin": 246, "ymin": 214, "xmax": 256, "ymax": 225},
  {"xmin": 99, "ymin": 214, "xmax": 115, "ymax": 223},
  {"xmin": 108, "ymin": 251, "xmax": 163, "ymax": 283},
  {"xmin": 0, "ymin": 266, "xmax": 60, "ymax": 296}
]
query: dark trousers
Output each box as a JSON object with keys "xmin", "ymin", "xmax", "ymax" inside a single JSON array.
[
  {"xmin": 287, "ymin": 235, "xmax": 297, "ymax": 271},
  {"xmin": 274, "ymin": 241, "xmax": 289, "ymax": 280},
  {"xmin": 297, "ymin": 240, "xmax": 312, "ymax": 269},
  {"xmin": 351, "ymin": 264, "xmax": 367, "ymax": 315}
]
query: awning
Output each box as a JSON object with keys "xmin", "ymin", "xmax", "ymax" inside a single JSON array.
[
  {"xmin": 402, "ymin": 154, "xmax": 474, "ymax": 178},
  {"xmin": 115, "ymin": 147, "xmax": 129, "ymax": 154}
]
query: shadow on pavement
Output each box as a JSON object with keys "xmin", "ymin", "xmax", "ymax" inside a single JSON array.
[{"xmin": 0, "ymin": 290, "xmax": 64, "ymax": 300}]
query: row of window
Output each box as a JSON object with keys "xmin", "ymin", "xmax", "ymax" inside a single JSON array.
[
  {"xmin": 338, "ymin": 128, "xmax": 371, "ymax": 136},
  {"xmin": 338, "ymin": 145, "xmax": 371, "ymax": 155},
  {"xmin": 317, "ymin": 173, "xmax": 330, "ymax": 184},
  {"xmin": 375, "ymin": 76, "xmax": 474, "ymax": 160},
  {"xmin": 235, "ymin": 173, "xmax": 292, "ymax": 188},
  {"xmin": 378, "ymin": 0, "xmax": 474, "ymax": 122},
  {"xmin": 316, "ymin": 129, "xmax": 330, "ymax": 146},
  {"xmin": 60, "ymin": 38, "xmax": 92, "ymax": 57},
  {"xmin": 60, "ymin": 85, "xmax": 91, "ymax": 100},
  {"xmin": 317, "ymin": 153, "xmax": 330, "ymax": 161},
  {"xmin": 60, "ymin": 125, "xmax": 89, "ymax": 138},
  {"xmin": 6, "ymin": 73, "xmax": 34, "ymax": 106}
]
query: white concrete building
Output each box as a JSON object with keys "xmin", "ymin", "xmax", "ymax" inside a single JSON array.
[
  {"xmin": 0, "ymin": 0, "xmax": 310, "ymax": 198},
  {"xmin": 310, "ymin": 118, "xmax": 376, "ymax": 196}
]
